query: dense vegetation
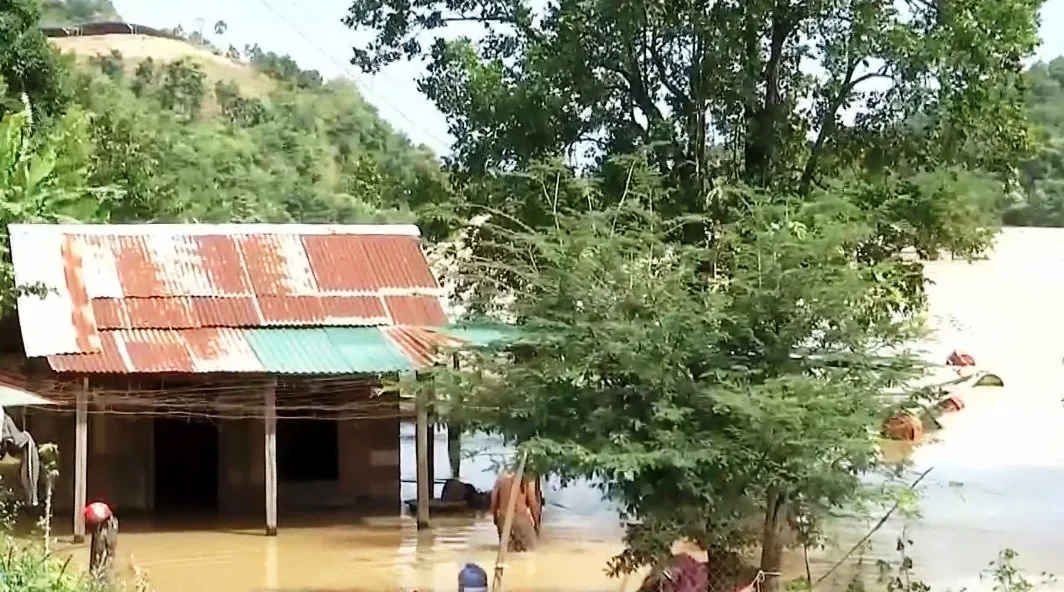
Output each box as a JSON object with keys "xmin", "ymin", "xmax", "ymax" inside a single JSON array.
[
  {"xmin": 0, "ymin": 0, "xmax": 1057, "ymax": 587},
  {"xmin": 39, "ymin": 0, "xmax": 119, "ymax": 25},
  {"xmin": 1008, "ymin": 57, "xmax": 1064, "ymax": 226},
  {"xmin": 2, "ymin": 0, "xmax": 445, "ymax": 235},
  {"xmin": 344, "ymin": 0, "xmax": 1044, "ymax": 586}
]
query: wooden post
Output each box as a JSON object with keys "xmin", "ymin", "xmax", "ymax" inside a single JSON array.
[
  {"xmin": 73, "ymin": 379, "xmax": 88, "ymax": 543},
  {"xmin": 415, "ymin": 372, "xmax": 430, "ymax": 530},
  {"xmin": 448, "ymin": 353, "xmax": 461, "ymax": 479},
  {"xmin": 492, "ymin": 451, "xmax": 528, "ymax": 592},
  {"xmin": 264, "ymin": 379, "xmax": 277, "ymax": 537}
]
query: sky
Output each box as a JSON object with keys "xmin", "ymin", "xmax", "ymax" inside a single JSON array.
[{"xmin": 112, "ymin": 0, "xmax": 1064, "ymax": 156}]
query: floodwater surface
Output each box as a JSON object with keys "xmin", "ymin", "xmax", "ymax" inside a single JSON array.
[
  {"xmin": 68, "ymin": 428, "xmax": 634, "ymax": 592},
  {"xmin": 62, "ymin": 228, "xmax": 1064, "ymax": 591}
]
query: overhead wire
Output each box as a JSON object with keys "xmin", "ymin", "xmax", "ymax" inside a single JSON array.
[
  {"xmin": 0, "ymin": 368, "xmax": 507, "ymax": 421},
  {"xmin": 253, "ymin": 0, "xmax": 454, "ymax": 152}
]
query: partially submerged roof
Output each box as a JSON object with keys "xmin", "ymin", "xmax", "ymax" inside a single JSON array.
[{"xmin": 8, "ymin": 223, "xmax": 463, "ymax": 374}]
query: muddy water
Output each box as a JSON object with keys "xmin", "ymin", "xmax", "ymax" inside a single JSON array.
[
  {"xmin": 842, "ymin": 228, "xmax": 1064, "ymax": 591},
  {"xmin": 72, "ymin": 428, "xmax": 633, "ymax": 592},
  {"xmin": 66, "ymin": 228, "xmax": 1064, "ymax": 591}
]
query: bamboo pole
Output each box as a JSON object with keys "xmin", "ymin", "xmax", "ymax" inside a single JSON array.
[{"xmin": 491, "ymin": 451, "xmax": 528, "ymax": 592}]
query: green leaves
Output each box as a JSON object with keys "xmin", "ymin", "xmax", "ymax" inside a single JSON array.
[
  {"xmin": 67, "ymin": 48, "xmax": 445, "ymax": 227},
  {"xmin": 0, "ymin": 92, "xmax": 117, "ymax": 313},
  {"xmin": 426, "ymin": 162, "xmax": 928, "ymax": 575}
]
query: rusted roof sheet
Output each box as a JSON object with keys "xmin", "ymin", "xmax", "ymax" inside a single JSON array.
[
  {"xmin": 42, "ymin": 325, "xmax": 511, "ymax": 374},
  {"xmin": 9, "ymin": 224, "xmax": 451, "ymax": 374},
  {"xmin": 384, "ymin": 295, "xmax": 449, "ymax": 325},
  {"xmin": 381, "ymin": 326, "xmax": 465, "ymax": 367},
  {"xmin": 45, "ymin": 327, "xmax": 453, "ymax": 374},
  {"xmin": 48, "ymin": 328, "xmax": 265, "ymax": 373}
]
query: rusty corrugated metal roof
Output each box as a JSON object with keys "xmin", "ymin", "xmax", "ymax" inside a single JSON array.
[
  {"xmin": 9, "ymin": 224, "xmax": 452, "ymax": 374},
  {"xmin": 381, "ymin": 326, "xmax": 464, "ymax": 367},
  {"xmin": 48, "ymin": 328, "xmax": 266, "ymax": 373},
  {"xmin": 45, "ymin": 327, "xmax": 466, "ymax": 374}
]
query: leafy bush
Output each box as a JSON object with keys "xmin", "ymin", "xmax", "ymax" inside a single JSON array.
[{"xmin": 0, "ymin": 538, "xmax": 88, "ymax": 592}]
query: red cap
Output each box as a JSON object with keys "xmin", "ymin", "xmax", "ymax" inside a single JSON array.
[{"xmin": 83, "ymin": 501, "xmax": 112, "ymax": 527}]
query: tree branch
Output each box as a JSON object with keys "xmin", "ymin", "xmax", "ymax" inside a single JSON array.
[{"xmin": 800, "ymin": 66, "xmax": 894, "ymax": 192}]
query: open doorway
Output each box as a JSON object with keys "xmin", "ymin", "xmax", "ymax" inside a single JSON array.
[
  {"xmin": 278, "ymin": 411, "xmax": 339, "ymax": 483},
  {"xmin": 153, "ymin": 417, "xmax": 219, "ymax": 513}
]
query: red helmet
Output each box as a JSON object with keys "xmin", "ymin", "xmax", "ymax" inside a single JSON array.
[{"xmin": 83, "ymin": 501, "xmax": 112, "ymax": 527}]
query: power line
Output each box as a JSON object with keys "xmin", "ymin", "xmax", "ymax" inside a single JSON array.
[{"xmin": 254, "ymin": 0, "xmax": 454, "ymax": 152}]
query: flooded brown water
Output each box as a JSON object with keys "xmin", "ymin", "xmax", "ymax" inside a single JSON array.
[
  {"xmin": 55, "ymin": 428, "xmax": 642, "ymax": 592},
  {"xmin": 54, "ymin": 228, "xmax": 1064, "ymax": 591}
]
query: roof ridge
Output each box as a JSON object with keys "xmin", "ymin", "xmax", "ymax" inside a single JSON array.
[{"xmin": 8, "ymin": 223, "xmax": 422, "ymax": 237}]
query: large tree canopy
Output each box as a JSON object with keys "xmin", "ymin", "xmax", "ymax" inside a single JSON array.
[
  {"xmin": 346, "ymin": 0, "xmax": 1038, "ymax": 185},
  {"xmin": 345, "ymin": 0, "xmax": 1039, "ymax": 307},
  {"xmin": 346, "ymin": 0, "xmax": 1042, "ymax": 587}
]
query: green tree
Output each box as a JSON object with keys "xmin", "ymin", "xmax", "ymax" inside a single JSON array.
[
  {"xmin": 65, "ymin": 48, "xmax": 436, "ymax": 225},
  {"xmin": 1004, "ymin": 58, "xmax": 1064, "ymax": 226},
  {"xmin": 0, "ymin": 0, "xmax": 73, "ymax": 124},
  {"xmin": 345, "ymin": 0, "xmax": 1038, "ymax": 301},
  {"xmin": 0, "ymin": 90, "xmax": 116, "ymax": 313},
  {"xmin": 431, "ymin": 163, "xmax": 929, "ymax": 589},
  {"xmin": 39, "ymin": 0, "xmax": 121, "ymax": 25}
]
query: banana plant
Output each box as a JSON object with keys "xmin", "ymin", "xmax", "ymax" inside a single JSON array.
[{"xmin": 0, "ymin": 93, "xmax": 120, "ymax": 313}]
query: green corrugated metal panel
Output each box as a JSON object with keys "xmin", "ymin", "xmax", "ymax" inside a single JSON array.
[
  {"xmin": 322, "ymin": 327, "xmax": 413, "ymax": 372},
  {"xmin": 443, "ymin": 325, "xmax": 521, "ymax": 346},
  {"xmin": 243, "ymin": 328, "xmax": 414, "ymax": 374},
  {"xmin": 244, "ymin": 329, "xmax": 355, "ymax": 374}
]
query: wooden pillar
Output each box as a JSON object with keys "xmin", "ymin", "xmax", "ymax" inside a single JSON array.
[
  {"xmin": 264, "ymin": 380, "xmax": 277, "ymax": 536},
  {"xmin": 448, "ymin": 353, "xmax": 462, "ymax": 479},
  {"xmin": 73, "ymin": 379, "xmax": 88, "ymax": 543},
  {"xmin": 415, "ymin": 372, "xmax": 430, "ymax": 529}
]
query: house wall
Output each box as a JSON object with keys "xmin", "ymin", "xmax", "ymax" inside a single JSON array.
[
  {"xmin": 217, "ymin": 413, "xmax": 401, "ymax": 514},
  {"xmin": 23, "ymin": 407, "xmax": 154, "ymax": 515},
  {"xmin": 28, "ymin": 402, "xmax": 400, "ymax": 517}
]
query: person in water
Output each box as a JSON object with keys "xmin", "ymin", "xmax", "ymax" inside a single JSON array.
[
  {"xmin": 488, "ymin": 472, "xmax": 543, "ymax": 552},
  {"xmin": 84, "ymin": 502, "xmax": 118, "ymax": 587}
]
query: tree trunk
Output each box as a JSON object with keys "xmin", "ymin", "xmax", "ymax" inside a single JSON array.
[
  {"xmin": 759, "ymin": 491, "xmax": 787, "ymax": 592},
  {"xmin": 447, "ymin": 420, "xmax": 462, "ymax": 478}
]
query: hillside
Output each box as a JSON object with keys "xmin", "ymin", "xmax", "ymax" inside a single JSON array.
[
  {"xmin": 39, "ymin": 0, "xmax": 119, "ymax": 25},
  {"xmin": 1005, "ymin": 57, "xmax": 1064, "ymax": 227},
  {"xmin": 52, "ymin": 34, "xmax": 277, "ymax": 98},
  {"xmin": 0, "ymin": 0, "xmax": 447, "ymax": 229}
]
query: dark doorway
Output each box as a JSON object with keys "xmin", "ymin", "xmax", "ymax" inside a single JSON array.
[
  {"xmin": 153, "ymin": 417, "xmax": 219, "ymax": 512},
  {"xmin": 278, "ymin": 411, "xmax": 339, "ymax": 482}
]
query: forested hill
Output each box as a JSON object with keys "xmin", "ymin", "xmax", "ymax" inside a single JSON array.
[
  {"xmin": 1008, "ymin": 57, "xmax": 1064, "ymax": 227},
  {"xmin": 40, "ymin": 0, "xmax": 120, "ymax": 26},
  {"xmin": 2, "ymin": 0, "xmax": 446, "ymax": 229}
]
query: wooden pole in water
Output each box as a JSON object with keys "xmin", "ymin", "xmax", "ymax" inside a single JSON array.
[
  {"xmin": 415, "ymin": 371, "xmax": 431, "ymax": 529},
  {"xmin": 491, "ymin": 451, "xmax": 528, "ymax": 592},
  {"xmin": 448, "ymin": 353, "xmax": 462, "ymax": 479},
  {"xmin": 73, "ymin": 378, "xmax": 88, "ymax": 544},
  {"xmin": 264, "ymin": 379, "xmax": 278, "ymax": 537}
]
